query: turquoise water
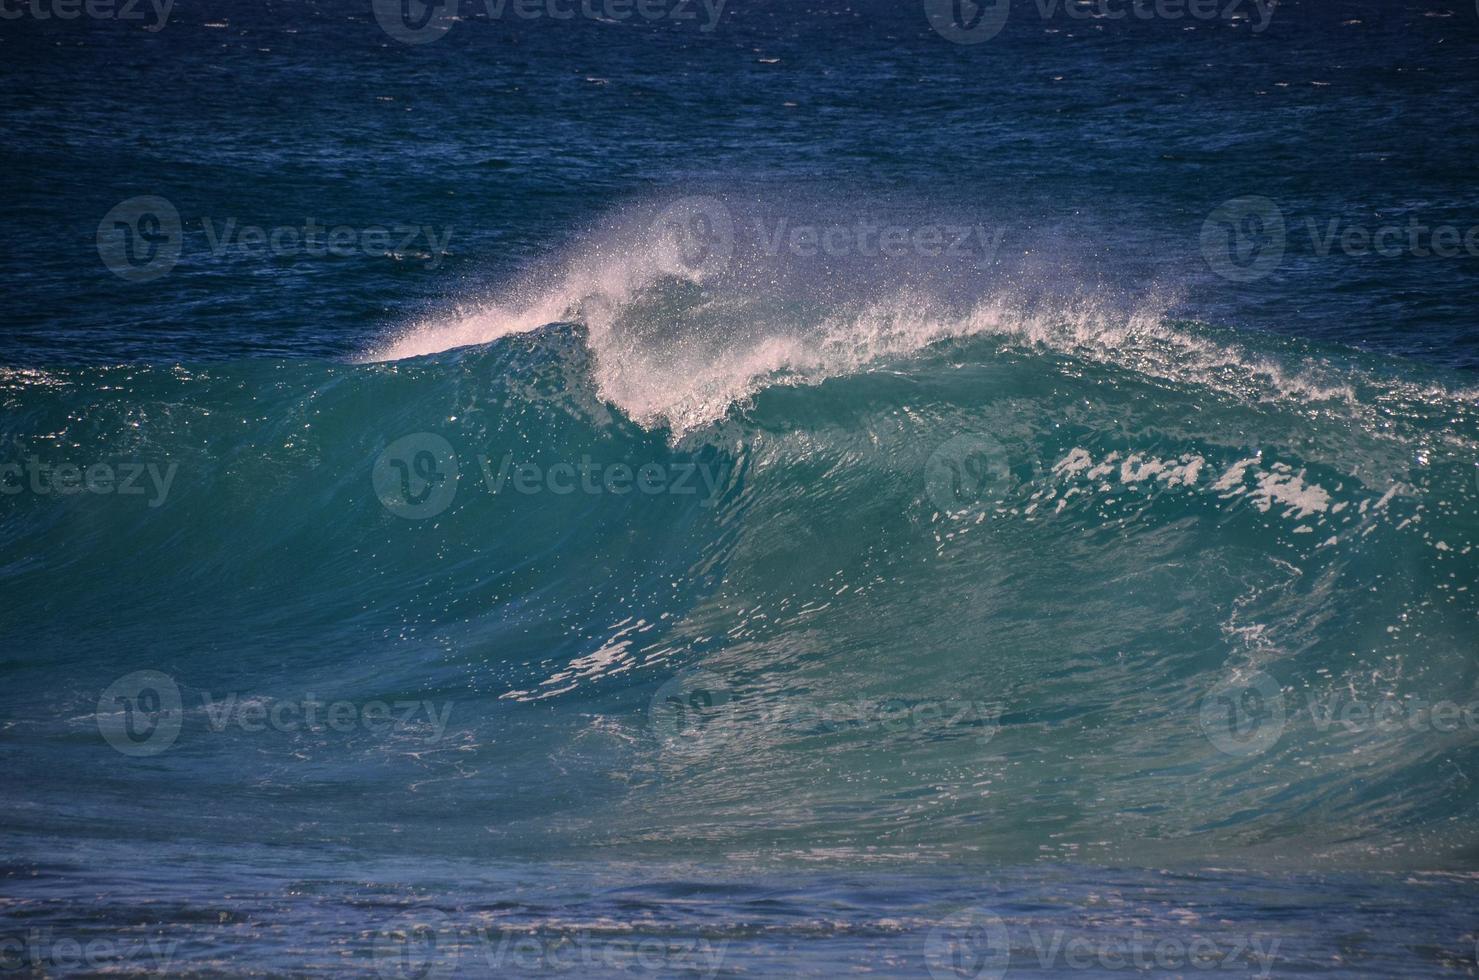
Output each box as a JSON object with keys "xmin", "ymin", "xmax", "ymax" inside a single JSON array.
[
  {"xmin": 4, "ymin": 0, "xmax": 1479, "ymax": 975},
  {"xmin": 5, "ymin": 284, "xmax": 1479, "ymax": 972}
]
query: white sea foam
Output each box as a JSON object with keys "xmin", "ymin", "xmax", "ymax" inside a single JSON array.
[{"xmin": 366, "ymin": 198, "xmax": 1479, "ymax": 444}]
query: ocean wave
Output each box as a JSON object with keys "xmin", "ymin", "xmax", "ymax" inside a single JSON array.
[{"xmin": 4, "ymin": 202, "xmax": 1478, "ymax": 869}]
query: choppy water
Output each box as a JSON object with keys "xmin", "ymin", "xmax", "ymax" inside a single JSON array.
[{"xmin": 4, "ymin": 0, "xmax": 1479, "ymax": 976}]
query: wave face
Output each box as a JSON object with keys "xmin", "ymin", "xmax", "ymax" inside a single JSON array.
[{"xmin": 5, "ymin": 200, "xmax": 1479, "ymax": 877}]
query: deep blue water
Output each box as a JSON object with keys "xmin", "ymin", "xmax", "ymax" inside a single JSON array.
[{"xmin": 4, "ymin": 0, "xmax": 1479, "ymax": 976}]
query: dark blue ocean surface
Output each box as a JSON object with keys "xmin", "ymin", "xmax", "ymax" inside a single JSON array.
[
  {"xmin": 4, "ymin": 0, "xmax": 1479, "ymax": 366},
  {"xmin": 3, "ymin": 0, "xmax": 1479, "ymax": 976}
]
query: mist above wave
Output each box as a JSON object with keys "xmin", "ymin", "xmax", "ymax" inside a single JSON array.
[{"xmin": 368, "ymin": 194, "xmax": 1478, "ymax": 447}]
